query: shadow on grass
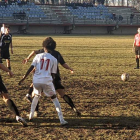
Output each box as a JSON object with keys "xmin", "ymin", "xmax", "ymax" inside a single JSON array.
[{"xmin": 0, "ymin": 115, "xmax": 140, "ymax": 129}]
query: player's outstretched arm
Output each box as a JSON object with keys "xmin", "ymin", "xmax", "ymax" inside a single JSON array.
[
  {"xmin": 22, "ymin": 51, "xmax": 36, "ymax": 64},
  {"xmin": 0, "ymin": 63, "xmax": 13, "ymax": 77},
  {"xmin": 19, "ymin": 65, "xmax": 34, "ymax": 85},
  {"xmin": 62, "ymin": 63, "xmax": 74, "ymax": 73}
]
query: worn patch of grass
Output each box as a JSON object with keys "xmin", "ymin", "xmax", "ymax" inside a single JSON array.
[{"xmin": 1, "ymin": 35, "xmax": 140, "ymax": 140}]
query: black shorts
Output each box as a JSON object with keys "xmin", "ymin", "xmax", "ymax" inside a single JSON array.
[
  {"xmin": 0, "ymin": 75, "xmax": 8, "ymax": 94},
  {"xmin": 53, "ymin": 80, "xmax": 64, "ymax": 90},
  {"xmin": 135, "ymin": 46, "xmax": 140, "ymax": 55},
  {"xmin": 1, "ymin": 50, "xmax": 10, "ymax": 59}
]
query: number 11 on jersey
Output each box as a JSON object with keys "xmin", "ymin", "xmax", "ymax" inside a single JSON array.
[{"xmin": 40, "ymin": 59, "xmax": 50, "ymax": 70}]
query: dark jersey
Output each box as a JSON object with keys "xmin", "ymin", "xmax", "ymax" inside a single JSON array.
[
  {"xmin": 0, "ymin": 33, "xmax": 12, "ymax": 51},
  {"xmin": 35, "ymin": 49, "xmax": 65, "ymax": 80}
]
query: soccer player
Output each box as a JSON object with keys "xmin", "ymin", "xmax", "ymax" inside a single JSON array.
[
  {"xmin": 1, "ymin": 24, "xmax": 6, "ymax": 34},
  {"xmin": 133, "ymin": 28, "xmax": 140, "ymax": 69},
  {"xmin": 19, "ymin": 38, "xmax": 68, "ymax": 125},
  {"xmin": 0, "ymin": 59, "xmax": 27, "ymax": 126},
  {"xmin": 23, "ymin": 37, "xmax": 81, "ymax": 117},
  {"xmin": 0, "ymin": 27, "xmax": 13, "ymax": 70}
]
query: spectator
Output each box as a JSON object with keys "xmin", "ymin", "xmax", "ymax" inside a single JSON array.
[
  {"xmin": 41, "ymin": 0, "xmax": 44, "ymax": 4},
  {"xmin": 4, "ymin": 0, "xmax": 8, "ymax": 6},
  {"xmin": 97, "ymin": 0, "xmax": 101, "ymax": 4},
  {"xmin": 8, "ymin": 0, "xmax": 11, "ymax": 4},
  {"xmin": 19, "ymin": 10, "xmax": 22, "ymax": 19},
  {"xmin": 119, "ymin": 15, "xmax": 123, "ymax": 22},
  {"xmin": 17, "ymin": 0, "xmax": 21, "ymax": 6},
  {"xmin": 12, "ymin": 10, "xmax": 26, "ymax": 20},
  {"xmin": 21, "ymin": 0, "xmax": 25, "ymax": 5},
  {"xmin": 14, "ymin": 0, "xmax": 17, "ymax": 4},
  {"xmin": 130, "ymin": 13, "xmax": 134, "ymax": 25},
  {"xmin": 113, "ymin": 13, "xmax": 116, "ymax": 21},
  {"xmin": 26, "ymin": 0, "xmax": 29, "ymax": 4},
  {"xmin": 101, "ymin": 0, "xmax": 105, "ymax": 5},
  {"xmin": 22, "ymin": 10, "xmax": 26, "ymax": 20}
]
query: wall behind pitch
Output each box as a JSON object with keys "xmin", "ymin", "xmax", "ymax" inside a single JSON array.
[
  {"xmin": 9, "ymin": 24, "xmax": 139, "ymax": 35},
  {"xmin": 28, "ymin": 25, "xmax": 64, "ymax": 34}
]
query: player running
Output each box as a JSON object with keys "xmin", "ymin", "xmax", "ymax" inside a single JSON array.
[
  {"xmin": 22, "ymin": 37, "xmax": 81, "ymax": 117},
  {"xmin": 133, "ymin": 28, "xmax": 140, "ymax": 69},
  {"xmin": 0, "ymin": 27, "xmax": 13, "ymax": 70},
  {"xmin": 0, "ymin": 58, "xmax": 27, "ymax": 126},
  {"xmin": 19, "ymin": 38, "xmax": 68, "ymax": 125}
]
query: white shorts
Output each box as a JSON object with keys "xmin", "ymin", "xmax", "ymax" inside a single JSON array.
[{"xmin": 33, "ymin": 83, "xmax": 56, "ymax": 97}]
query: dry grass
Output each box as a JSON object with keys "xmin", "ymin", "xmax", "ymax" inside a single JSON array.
[{"xmin": 0, "ymin": 35, "xmax": 140, "ymax": 140}]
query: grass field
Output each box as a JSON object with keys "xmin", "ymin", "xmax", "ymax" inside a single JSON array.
[{"xmin": 0, "ymin": 35, "xmax": 140, "ymax": 140}]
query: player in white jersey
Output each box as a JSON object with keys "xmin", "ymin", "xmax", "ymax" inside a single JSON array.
[
  {"xmin": 1, "ymin": 24, "xmax": 6, "ymax": 34},
  {"xmin": 22, "ymin": 37, "xmax": 81, "ymax": 117},
  {"xmin": 19, "ymin": 38, "xmax": 68, "ymax": 125}
]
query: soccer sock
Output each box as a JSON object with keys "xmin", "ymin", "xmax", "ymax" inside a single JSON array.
[
  {"xmin": 30, "ymin": 95, "xmax": 40, "ymax": 120},
  {"xmin": 136, "ymin": 58, "xmax": 139, "ymax": 68},
  {"xmin": 6, "ymin": 99, "xmax": 20, "ymax": 116},
  {"xmin": 63, "ymin": 95, "xmax": 77, "ymax": 112},
  {"xmin": 52, "ymin": 98, "xmax": 64, "ymax": 122},
  {"xmin": 7, "ymin": 67, "xmax": 11, "ymax": 70}
]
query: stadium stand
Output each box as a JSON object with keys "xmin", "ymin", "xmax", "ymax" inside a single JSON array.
[
  {"xmin": 39, "ymin": 4, "xmax": 140, "ymax": 25},
  {"xmin": 0, "ymin": 3, "xmax": 139, "ymax": 25},
  {"xmin": 66, "ymin": 5, "xmax": 140, "ymax": 25},
  {"xmin": 0, "ymin": 3, "xmax": 46, "ymax": 23},
  {"xmin": 0, "ymin": 3, "xmax": 140, "ymax": 34},
  {"xmin": 39, "ymin": 5, "xmax": 62, "ymax": 24}
]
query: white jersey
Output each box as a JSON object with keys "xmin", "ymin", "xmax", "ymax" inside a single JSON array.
[
  {"xmin": 0, "ymin": 26, "xmax": 6, "ymax": 46},
  {"xmin": 31, "ymin": 52, "xmax": 57, "ymax": 84},
  {"xmin": 1, "ymin": 27, "xmax": 6, "ymax": 34}
]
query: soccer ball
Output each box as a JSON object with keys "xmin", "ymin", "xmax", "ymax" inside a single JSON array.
[{"xmin": 121, "ymin": 73, "xmax": 129, "ymax": 81}]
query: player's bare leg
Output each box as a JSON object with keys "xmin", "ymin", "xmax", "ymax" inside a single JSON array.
[
  {"xmin": 25, "ymin": 83, "xmax": 39, "ymax": 117},
  {"xmin": 27, "ymin": 85, "xmax": 81, "ymax": 117},
  {"xmin": 29, "ymin": 93, "xmax": 68, "ymax": 125},
  {"xmin": 51, "ymin": 95, "xmax": 68, "ymax": 125},
  {"xmin": 57, "ymin": 89, "xmax": 81, "ymax": 117},
  {"xmin": 6, "ymin": 59, "xmax": 11, "ymax": 70},
  {"xmin": 1, "ymin": 92, "xmax": 27, "ymax": 126}
]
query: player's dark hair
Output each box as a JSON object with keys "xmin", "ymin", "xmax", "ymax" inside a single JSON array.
[{"xmin": 42, "ymin": 37, "xmax": 56, "ymax": 51}]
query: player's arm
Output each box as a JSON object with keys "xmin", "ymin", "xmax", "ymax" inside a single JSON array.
[
  {"xmin": 62, "ymin": 63, "xmax": 73, "ymax": 73},
  {"xmin": 0, "ymin": 63, "xmax": 13, "ymax": 77},
  {"xmin": 18, "ymin": 65, "xmax": 34, "ymax": 85},
  {"xmin": 132, "ymin": 39, "xmax": 135, "ymax": 52},
  {"xmin": 58, "ymin": 52, "xmax": 74, "ymax": 73},
  {"xmin": 22, "ymin": 51, "xmax": 36, "ymax": 64}
]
